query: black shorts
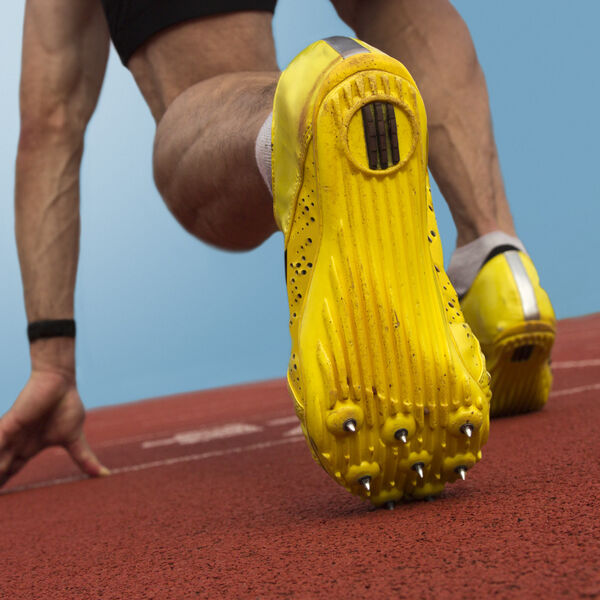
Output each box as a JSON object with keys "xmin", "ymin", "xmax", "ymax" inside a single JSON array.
[{"xmin": 101, "ymin": 0, "xmax": 278, "ymax": 65}]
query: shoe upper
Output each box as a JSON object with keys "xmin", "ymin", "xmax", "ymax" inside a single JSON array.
[{"xmin": 460, "ymin": 251, "xmax": 556, "ymax": 347}]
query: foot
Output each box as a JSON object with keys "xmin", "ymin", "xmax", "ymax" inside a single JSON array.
[
  {"xmin": 273, "ymin": 37, "xmax": 491, "ymax": 506},
  {"xmin": 460, "ymin": 250, "xmax": 556, "ymax": 417}
]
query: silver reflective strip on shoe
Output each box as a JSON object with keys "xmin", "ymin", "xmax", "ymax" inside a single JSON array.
[
  {"xmin": 324, "ymin": 36, "xmax": 369, "ymax": 58},
  {"xmin": 504, "ymin": 251, "xmax": 540, "ymax": 320}
]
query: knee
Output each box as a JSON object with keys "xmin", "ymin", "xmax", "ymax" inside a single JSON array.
[
  {"xmin": 152, "ymin": 113, "xmax": 205, "ymax": 237},
  {"xmin": 152, "ymin": 115, "xmax": 178, "ymax": 213},
  {"xmin": 153, "ymin": 119, "xmax": 273, "ymax": 251},
  {"xmin": 152, "ymin": 74, "xmax": 278, "ymax": 251}
]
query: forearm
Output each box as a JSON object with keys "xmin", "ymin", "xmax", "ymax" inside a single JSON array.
[
  {"xmin": 15, "ymin": 132, "xmax": 82, "ymax": 323},
  {"xmin": 15, "ymin": 133, "xmax": 82, "ymax": 374}
]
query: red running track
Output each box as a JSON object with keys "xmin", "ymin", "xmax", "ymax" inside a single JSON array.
[{"xmin": 2, "ymin": 315, "xmax": 599, "ymax": 599}]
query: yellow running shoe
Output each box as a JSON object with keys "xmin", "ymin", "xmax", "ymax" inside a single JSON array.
[
  {"xmin": 272, "ymin": 37, "xmax": 490, "ymax": 506},
  {"xmin": 460, "ymin": 250, "xmax": 555, "ymax": 417}
]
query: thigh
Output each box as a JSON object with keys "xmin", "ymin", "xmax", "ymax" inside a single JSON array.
[{"xmin": 117, "ymin": 7, "xmax": 279, "ymax": 121}]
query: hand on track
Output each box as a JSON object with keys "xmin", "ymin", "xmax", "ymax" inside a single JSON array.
[{"xmin": 0, "ymin": 370, "xmax": 110, "ymax": 488}]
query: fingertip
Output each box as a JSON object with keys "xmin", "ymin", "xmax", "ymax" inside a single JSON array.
[
  {"xmin": 98, "ymin": 465, "xmax": 111, "ymax": 477},
  {"xmin": 67, "ymin": 435, "xmax": 109, "ymax": 479},
  {"xmin": 82, "ymin": 460, "xmax": 111, "ymax": 479}
]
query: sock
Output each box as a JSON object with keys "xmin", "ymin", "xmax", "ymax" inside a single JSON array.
[
  {"xmin": 447, "ymin": 231, "xmax": 526, "ymax": 297},
  {"xmin": 255, "ymin": 112, "xmax": 273, "ymax": 194}
]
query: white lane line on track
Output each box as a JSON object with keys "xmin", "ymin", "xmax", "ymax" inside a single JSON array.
[
  {"xmin": 93, "ymin": 366, "xmax": 600, "ymax": 451},
  {"xmin": 115, "ymin": 436, "xmax": 304, "ymax": 475},
  {"xmin": 267, "ymin": 416, "xmax": 298, "ymax": 426},
  {"xmin": 2, "ymin": 436, "xmax": 305, "ymax": 496},
  {"xmin": 91, "ymin": 363, "xmax": 599, "ymax": 448},
  {"xmin": 4, "ymin": 381, "xmax": 597, "ymax": 496},
  {"xmin": 550, "ymin": 383, "xmax": 600, "ymax": 397},
  {"xmin": 94, "ymin": 429, "xmax": 184, "ymax": 449},
  {"xmin": 141, "ymin": 423, "xmax": 263, "ymax": 449},
  {"xmin": 283, "ymin": 425, "xmax": 304, "ymax": 437},
  {"xmin": 552, "ymin": 359, "xmax": 600, "ymax": 369},
  {"xmin": 94, "ymin": 416, "xmax": 299, "ymax": 449}
]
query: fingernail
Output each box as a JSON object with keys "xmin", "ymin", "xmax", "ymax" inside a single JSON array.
[{"xmin": 98, "ymin": 466, "xmax": 111, "ymax": 477}]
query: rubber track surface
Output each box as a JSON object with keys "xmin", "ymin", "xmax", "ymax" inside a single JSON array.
[{"xmin": 1, "ymin": 315, "xmax": 599, "ymax": 599}]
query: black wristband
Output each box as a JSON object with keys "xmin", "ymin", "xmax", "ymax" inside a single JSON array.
[{"xmin": 27, "ymin": 319, "xmax": 76, "ymax": 343}]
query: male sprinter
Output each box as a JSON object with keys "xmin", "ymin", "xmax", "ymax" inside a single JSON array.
[{"xmin": 0, "ymin": 1, "xmax": 554, "ymax": 505}]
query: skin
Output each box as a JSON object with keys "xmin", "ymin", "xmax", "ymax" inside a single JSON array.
[{"xmin": 1, "ymin": 0, "xmax": 516, "ymax": 486}]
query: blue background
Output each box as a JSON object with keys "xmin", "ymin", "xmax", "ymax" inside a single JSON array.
[{"xmin": 1, "ymin": 0, "xmax": 598, "ymax": 413}]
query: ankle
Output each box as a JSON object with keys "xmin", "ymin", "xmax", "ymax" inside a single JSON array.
[
  {"xmin": 456, "ymin": 224, "xmax": 517, "ymax": 249},
  {"xmin": 447, "ymin": 231, "xmax": 526, "ymax": 297}
]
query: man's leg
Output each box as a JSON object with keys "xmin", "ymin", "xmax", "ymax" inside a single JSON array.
[
  {"xmin": 331, "ymin": 0, "xmax": 516, "ymax": 248},
  {"xmin": 124, "ymin": 13, "xmax": 279, "ymax": 250}
]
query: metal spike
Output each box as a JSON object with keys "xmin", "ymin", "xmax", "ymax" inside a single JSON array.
[
  {"xmin": 460, "ymin": 423, "xmax": 474, "ymax": 438},
  {"xmin": 394, "ymin": 428, "xmax": 408, "ymax": 443},
  {"xmin": 412, "ymin": 463, "xmax": 424, "ymax": 479},
  {"xmin": 343, "ymin": 419, "xmax": 357, "ymax": 433},
  {"xmin": 384, "ymin": 501, "xmax": 395, "ymax": 511},
  {"xmin": 456, "ymin": 466, "xmax": 467, "ymax": 481},
  {"xmin": 358, "ymin": 476, "xmax": 371, "ymax": 492}
]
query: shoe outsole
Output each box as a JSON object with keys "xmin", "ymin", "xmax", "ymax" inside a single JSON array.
[
  {"xmin": 285, "ymin": 60, "xmax": 490, "ymax": 506},
  {"xmin": 485, "ymin": 322, "xmax": 555, "ymax": 417}
]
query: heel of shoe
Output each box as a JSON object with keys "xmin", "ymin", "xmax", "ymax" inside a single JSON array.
[{"xmin": 486, "ymin": 324, "xmax": 555, "ymax": 417}]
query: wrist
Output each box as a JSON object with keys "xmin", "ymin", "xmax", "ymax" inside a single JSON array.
[{"xmin": 30, "ymin": 337, "xmax": 76, "ymax": 381}]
